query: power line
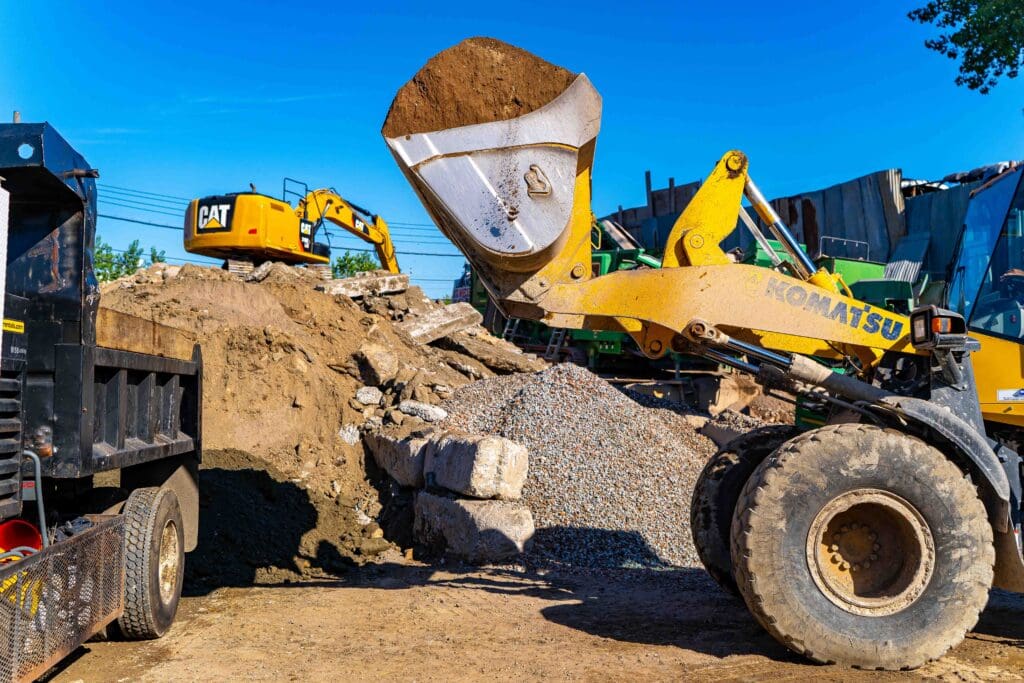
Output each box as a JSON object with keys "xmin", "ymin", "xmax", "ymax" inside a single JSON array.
[
  {"xmin": 99, "ymin": 199, "xmax": 184, "ymax": 218},
  {"xmin": 100, "ymin": 188, "xmax": 189, "ymax": 209},
  {"xmin": 97, "ymin": 183, "xmax": 192, "ymax": 202}
]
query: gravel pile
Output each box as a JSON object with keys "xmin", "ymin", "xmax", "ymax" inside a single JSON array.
[{"xmin": 442, "ymin": 364, "xmax": 717, "ymax": 568}]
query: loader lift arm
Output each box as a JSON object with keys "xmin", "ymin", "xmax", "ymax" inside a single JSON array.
[{"xmin": 298, "ymin": 189, "xmax": 400, "ymax": 273}]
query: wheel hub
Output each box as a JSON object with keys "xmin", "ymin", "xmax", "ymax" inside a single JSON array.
[
  {"xmin": 158, "ymin": 519, "xmax": 180, "ymax": 605},
  {"xmin": 806, "ymin": 489, "xmax": 935, "ymax": 617}
]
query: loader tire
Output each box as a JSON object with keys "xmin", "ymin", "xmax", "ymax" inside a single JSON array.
[
  {"xmin": 690, "ymin": 425, "xmax": 799, "ymax": 594},
  {"xmin": 731, "ymin": 423, "xmax": 993, "ymax": 670},
  {"xmin": 118, "ymin": 487, "xmax": 184, "ymax": 640}
]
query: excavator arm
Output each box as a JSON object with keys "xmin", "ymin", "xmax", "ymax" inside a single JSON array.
[{"xmin": 297, "ymin": 189, "xmax": 400, "ymax": 273}]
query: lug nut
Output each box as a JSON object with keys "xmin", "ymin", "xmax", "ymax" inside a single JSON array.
[
  {"xmin": 829, "ymin": 544, "xmax": 839, "ymax": 552},
  {"xmin": 839, "ymin": 561, "xmax": 849, "ymax": 571}
]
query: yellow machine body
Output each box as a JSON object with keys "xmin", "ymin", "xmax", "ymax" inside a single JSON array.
[
  {"xmin": 184, "ymin": 188, "xmax": 399, "ymax": 272},
  {"xmin": 384, "ymin": 74, "xmax": 1022, "ymax": 429}
]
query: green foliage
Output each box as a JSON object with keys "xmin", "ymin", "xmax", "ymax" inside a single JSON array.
[
  {"xmin": 332, "ymin": 250, "xmax": 380, "ymax": 278},
  {"xmin": 94, "ymin": 236, "xmax": 167, "ymax": 282},
  {"xmin": 909, "ymin": 0, "xmax": 1024, "ymax": 93}
]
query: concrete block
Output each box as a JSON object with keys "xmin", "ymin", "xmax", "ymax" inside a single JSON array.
[
  {"xmin": 397, "ymin": 302, "xmax": 483, "ymax": 345},
  {"xmin": 357, "ymin": 343, "xmax": 400, "ymax": 385},
  {"xmin": 425, "ymin": 434, "xmax": 527, "ymax": 500},
  {"xmin": 364, "ymin": 433, "xmax": 431, "ymax": 487},
  {"xmin": 317, "ymin": 272, "xmax": 409, "ymax": 299},
  {"xmin": 414, "ymin": 492, "xmax": 534, "ymax": 563}
]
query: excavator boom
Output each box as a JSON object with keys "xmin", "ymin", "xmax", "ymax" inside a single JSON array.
[{"xmin": 297, "ymin": 189, "xmax": 399, "ymax": 273}]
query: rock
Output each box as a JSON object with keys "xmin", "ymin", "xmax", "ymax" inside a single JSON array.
[
  {"xmin": 359, "ymin": 537, "xmax": 392, "ymax": 556},
  {"xmin": 317, "ymin": 271, "xmax": 410, "ymax": 299},
  {"xmin": 424, "ymin": 434, "xmax": 528, "ymax": 500},
  {"xmin": 398, "ymin": 400, "xmax": 447, "ymax": 423},
  {"xmin": 338, "ymin": 424, "xmax": 360, "ymax": 446},
  {"xmin": 364, "ymin": 433, "xmax": 432, "ymax": 487},
  {"xmin": 414, "ymin": 492, "xmax": 534, "ymax": 563},
  {"xmin": 397, "ymin": 302, "xmax": 483, "ymax": 345},
  {"xmin": 357, "ymin": 343, "xmax": 400, "ymax": 384},
  {"xmin": 355, "ymin": 386, "xmax": 384, "ymax": 406}
]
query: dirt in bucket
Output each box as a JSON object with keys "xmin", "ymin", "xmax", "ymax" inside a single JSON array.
[{"xmin": 382, "ymin": 37, "xmax": 577, "ymax": 137}]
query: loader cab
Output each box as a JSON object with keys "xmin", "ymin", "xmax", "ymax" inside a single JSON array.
[{"xmin": 946, "ymin": 166, "xmax": 1024, "ymax": 340}]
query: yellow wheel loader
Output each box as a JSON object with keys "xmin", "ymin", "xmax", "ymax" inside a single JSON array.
[
  {"xmin": 184, "ymin": 178, "xmax": 399, "ymax": 274},
  {"xmin": 383, "ymin": 46, "xmax": 1024, "ymax": 670}
]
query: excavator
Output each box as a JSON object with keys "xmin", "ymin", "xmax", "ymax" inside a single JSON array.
[
  {"xmin": 383, "ymin": 48, "xmax": 1024, "ymax": 670},
  {"xmin": 184, "ymin": 179, "xmax": 399, "ymax": 275}
]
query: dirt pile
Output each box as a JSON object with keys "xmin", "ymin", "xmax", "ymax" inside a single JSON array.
[
  {"xmin": 382, "ymin": 37, "xmax": 577, "ymax": 137},
  {"xmin": 100, "ymin": 262, "xmax": 543, "ymax": 585},
  {"xmin": 441, "ymin": 364, "xmax": 718, "ymax": 568}
]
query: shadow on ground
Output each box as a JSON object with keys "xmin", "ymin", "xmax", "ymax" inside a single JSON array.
[{"xmin": 184, "ymin": 450, "xmax": 356, "ymax": 596}]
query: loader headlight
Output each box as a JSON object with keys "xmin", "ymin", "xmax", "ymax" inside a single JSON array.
[{"xmin": 909, "ymin": 305, "xmax": 969, "ymax": 350}]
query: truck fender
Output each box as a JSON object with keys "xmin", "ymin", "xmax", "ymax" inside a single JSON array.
[{"xmin": 876, "ymin": 396, "xmax": 1024, "ymax": 592}]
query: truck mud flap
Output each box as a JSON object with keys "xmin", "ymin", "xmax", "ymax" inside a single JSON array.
[{"xmin": 0, "ymin": 516, "xmax": 124, "ymax": 683}]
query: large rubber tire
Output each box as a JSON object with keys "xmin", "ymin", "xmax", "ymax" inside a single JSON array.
[
  {"xmin": 690, "ymin": 425, "xmax": 799, "ymax": 594},
  {"xmin": 118, "ymin": 487, "xmax": 185, "ymax": 640},
  {"xmin": 731, "ymin": 424, "xmax": 994, "ymax": 670}
]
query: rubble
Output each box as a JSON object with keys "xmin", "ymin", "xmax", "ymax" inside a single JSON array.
[
  {"xmin": 98, "ymin": 261, "xmax": 527, "ymax": 580},
  {"xmin": 397, "ymin": 302, "xmax": 483, "ymax": 345},
  {"xmin": 442, "ymin": 364, "xmax": 718, "ymax": 568},
  {"xmin": 424, "ymin": 434, "xmax": 528, "ymax": 500},
  {"xmin": 414, "ymin": 491, "xmax": 535, "ymax": 563}
]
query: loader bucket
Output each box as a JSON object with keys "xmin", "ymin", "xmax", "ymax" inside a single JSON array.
[{"xmin": 383, "ymin": 39, "xmax": 601, "ymax": 276}]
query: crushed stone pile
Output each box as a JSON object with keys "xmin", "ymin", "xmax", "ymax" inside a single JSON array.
[
  {"xmin": 382, "ymin": 37, "xmax": 577, "ymax": 137},
  {"xmin": 441, "ymin": 364, "xmax": 718, "ymax": 569},
  {"xmin": 100, "ymin": 262, "xmax": 544, "ymax": 585}
]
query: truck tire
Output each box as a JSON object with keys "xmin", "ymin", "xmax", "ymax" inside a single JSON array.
[
  {"xmin": 690, "ymin": 425, "xmax": 799, "ymax": 594},
  {"xmin": 118, "ymin": 487, "xmax": 185, "ymax": 640},
  {"xmin": 731, "ymin": 423, "xmax": 994, "ymax": 669}
]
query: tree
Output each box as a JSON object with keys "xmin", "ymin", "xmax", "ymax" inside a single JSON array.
[
  {"xmin": 94, "ymin": 236, "xmax": 167, "ymax": 282},
  {"xmin": 332, "ymin": 250, "xmax": 380, "ymax": 278},
  {"xmin": 909, "ymin": 0, "xmax": 1024, "ymax": 93}
]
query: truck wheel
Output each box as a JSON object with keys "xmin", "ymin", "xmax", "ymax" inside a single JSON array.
[
  {"xmin": 118, "ymin": 487, "xmax": 185, "ymax": 640},
  {"xmin": 731, "ymin": 424, "xmax": 994, "ymax": 670},
  {"xmin": 690, "ymin": 425, "xmax": 799, "ymax": 594}
]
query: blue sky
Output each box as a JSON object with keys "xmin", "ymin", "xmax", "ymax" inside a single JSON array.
[{"xmin": 2, "ymin": 1, "xmax": 1021, "ymax": 297}]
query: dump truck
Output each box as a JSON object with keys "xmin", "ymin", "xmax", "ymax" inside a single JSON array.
[
  {"xmin": 382, "ymin": 39, "xmax": 1024, "ymax": 670},
  {"xmin": 0, "ymin": 122, "xmax": 202, "ymax": 681}
]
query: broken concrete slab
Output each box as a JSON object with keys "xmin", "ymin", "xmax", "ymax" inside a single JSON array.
[
  {"xmin": 317, "ymin": 272, "xmax": 410, "ymax": 299},
  {"xmin": 436, "ymin": 330, "xmax": 546, "ymax": 374},
  {"xmin": 425, "ymin": 434, "xmax": 527, "ymax": 500},
  {"xmin": 357, "ymin": 343, "xmax": 400, "ymax": 385},
  {"xmin": 396, "ymin": 302, "xmax": 483, "ymax": 345},
  {"xmin": 364, "ymin": 433, "xmax": 433, "ymax": 487},
  {"xmin": 398, "ymin": 400, "xmax": 447, "ymax": 423},
  {"xmin": 414, "ymin": 491, "xmax": 534, "ymax": 563}
]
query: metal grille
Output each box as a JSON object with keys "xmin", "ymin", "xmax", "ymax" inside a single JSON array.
[{"xmin": 0, "ymin": 516, "xmax": 124, "ymax": 683}]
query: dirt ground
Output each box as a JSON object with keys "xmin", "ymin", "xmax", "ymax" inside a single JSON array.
[{"xmin": 49, "ymin": 564, "xmax": 1024, "ymax": 682}]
